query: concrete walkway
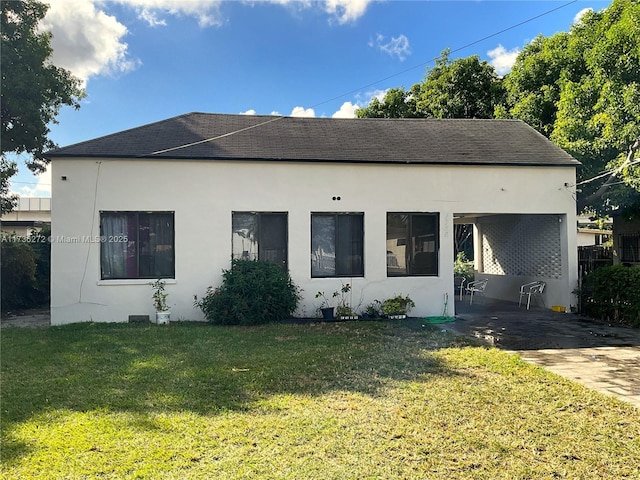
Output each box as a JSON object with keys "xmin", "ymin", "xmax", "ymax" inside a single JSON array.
[{"xmin": 449, "ymin": 299, "xmax": 640, "ymax": 408}]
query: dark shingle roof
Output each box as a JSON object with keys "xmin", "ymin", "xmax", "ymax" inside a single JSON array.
[{"xmin": 45, "ymin": 112, "xmax": 580, "ymax": 166}]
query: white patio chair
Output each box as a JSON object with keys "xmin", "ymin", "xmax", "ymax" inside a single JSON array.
[
  {"xmin": 466, "ymin": 278, "xmax": 488, "ymax": 305},
  {"xmin": 518, "ymin": 281, "xmax": 546, "ymax": 310},
  {"xmin": 454, "ymin": 276, "xmax": 466, "ymax": 301}
]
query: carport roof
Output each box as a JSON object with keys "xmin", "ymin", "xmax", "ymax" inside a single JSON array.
[{"xmin": 45, "ymin": 112, "xmax": 580, "ymax": 167}]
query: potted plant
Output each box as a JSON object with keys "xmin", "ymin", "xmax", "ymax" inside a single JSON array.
[
  {"xmin": 336, "ymin": 304, "xmax": 358, "ymax": 320},
  {"xmin": 315, "ymin": 291, "xmax": 335, "ymax": 320},
  {"xmin": 334, "ymin": 282, "xmax": 358, "ymax": 320},
  {"xmin": 380, "ymin": 294, "xmax": 415, "ymax": 320},
  {"xmin": 361, "ymin": 301, "xmax": 381, "ymax": 320},
  {"xmin": 316, "ymin": 282, "xmax": 359, "ymax": 321},
  {"xmin": 150, "ymin": 279, "xmax": 170, "ymax": 324}
]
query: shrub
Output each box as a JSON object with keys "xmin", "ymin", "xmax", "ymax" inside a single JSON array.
[
  {"xmin": 361, "ymin": 302, "xmax": 381, "ymax": 319},
  {"xmin": 454, "ymin": 251, "xmax": 474, "ymax": 283},
  {"xmin": 580, "ymin": 265, "xmax": 640, "ymax": 327},
  {"xmin": 1, "ymin": 235, "xmax": 37, "ymax": 309},
  {"xmin": 194, "ymin": 260, "xmax": 301, "ymax": 325},
  {"xmin": 1, "ymin": 228, "xmax": 51, "ymax": 310},
  {"xmin": 379, "ymin": 294, "xmax": 415, "ymax": 317},
  {"xmin": 29, "ymin": 226, "xmax": 51, "ymax": 306}
]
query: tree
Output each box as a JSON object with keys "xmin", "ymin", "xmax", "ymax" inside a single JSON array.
[
  {"xmin": 357, "ymin": 50, "xmax": 505, "ymax": 120},
  {"xmin": 503, "ymin": 0, "xmax": 640, "ymax": 214},
  {"xmin": 498, "ymin": 32, "xmax": 583, "ymax": 138},
  {"xmin": 416, "ymin": 50, "xmax": 505, "ymax": 119},
  {"xmin": 356, "ymin": 86, "xmax": 423, "ymax": 119},
  {"xmin": 1, "ymin": 157, "xmax": 18, "ymax": 214},
  {"xmin": 1, "ymin": 0, "xmax": 85, "ymax": 213}
]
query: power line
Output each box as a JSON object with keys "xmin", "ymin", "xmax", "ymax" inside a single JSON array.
[
  {"xmin": 573, "ymin": 158, "xmax": 640, "ymax": 187},
  {"xmin": 147, "ymin": 0, "xmax": 579, "ymax": 157},
  {"xmin": 310, "ymin": 0, "xmax": 579, "ymax": 111},
  {"xmin": 9, "ymin": 180, "xmax": 51, "ymax": 186}
]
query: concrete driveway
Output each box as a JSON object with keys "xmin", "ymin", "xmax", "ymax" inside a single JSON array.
[{"xmin": 449, "ymin": 299, "xmax": 640, "ymax": 408}]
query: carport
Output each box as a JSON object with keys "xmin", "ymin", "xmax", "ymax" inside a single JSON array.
[{"xmin": 454, "ymin": 212, "xmax": 578, "ymax": 313}]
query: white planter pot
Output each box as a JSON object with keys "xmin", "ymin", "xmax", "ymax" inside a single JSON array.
[
  {"xmin": 388, "ymin": 314, "xmax": 406, "ymax": 320},
  {"xmin": 155, "ymin": 311, "xmax": 171, "ymax": 324}
]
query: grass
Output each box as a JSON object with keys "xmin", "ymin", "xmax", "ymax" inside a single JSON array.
[{"xmin": 1, "ymin": 320, "xmax": 639, "ymax": 479}]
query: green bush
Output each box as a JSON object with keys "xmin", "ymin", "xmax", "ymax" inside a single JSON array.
[
  {"xmin": 580, "ymin": 265, "xmax": 640, "ymax": 327},
  {"xmin": 454, "ymin": 251, "xmax": 474, "ymax": 283},
  {"xmin": 1, "ymin": 235, "xmax": 38, "ymax": 309},
  {"xmin": 29, "ymin": 226, "xmax": 51, "ymax": 306},
  {"xmin": 194, "ymin": 260, "xmax": 301, "ymax": 325},
  {"xmin": 1, "ymin": 228, "xmax": 51, "ymax": 310},
  {"xmin": 379, "ymin": 295, "xmax": 415, "ymax": 317}
]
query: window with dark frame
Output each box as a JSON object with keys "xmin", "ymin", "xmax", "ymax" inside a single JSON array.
[
  {"xmin": 387, "ymin": 212, "xmax": 439, "ymax": 276},
  {"xmin": 100, "ymin": 211, "xmax": 175, "ymax": 280},
  {"xmin": 311, "ymin": 213, "xmax": 364, "ymax": 277},
  {"xmin": 232, "ymin": 212, "xmax": 288, "ymax": 270},
  {"xmin": 619, "ymin": 233, "xmax": 640, "ymax": 263}
]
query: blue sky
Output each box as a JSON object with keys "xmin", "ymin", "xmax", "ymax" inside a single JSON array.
[{"xmin": 12, "ymin": 0, "xmax": 611, "ymax": 197}]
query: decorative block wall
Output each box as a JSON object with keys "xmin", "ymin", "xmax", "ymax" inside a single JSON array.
[{"xmin": 481, "ymin": 215, "xmax": 562, "ymax": 279}]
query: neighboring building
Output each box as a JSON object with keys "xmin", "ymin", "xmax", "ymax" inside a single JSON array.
[
  {"xmin": 612, "ymin": 215, "xmax": 640, "ymax": 266},
  {"xmin": 576, "ymin": 215, "xmax": 612, "ymax": 247},
  {"xmin": 1, "ymin": 197, "xmax": 51, "ymax": 236},
  {"xmin": 45, "ymin": 113, "xmax": 580, "ymax": 325}
]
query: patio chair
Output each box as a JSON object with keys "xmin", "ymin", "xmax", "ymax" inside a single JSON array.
[
  {"xmin": 465, "ymin": 278, "xmax": 488, "ymax": 305},
  {"xmin": 518, "ymin": 281, "xmax": 546, "ymax": 310},
  {"xmin": 454, "ymin": 276, "xmax": 466, "ymax": 301}
]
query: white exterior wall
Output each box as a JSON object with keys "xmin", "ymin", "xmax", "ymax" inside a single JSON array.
[{"xmin": 51, "ymin": 158, "xmax": 578, "ymax": 325}]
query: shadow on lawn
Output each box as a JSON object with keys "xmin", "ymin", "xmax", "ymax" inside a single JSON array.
[{"xmin": 1, "ymin": 319, "xmax": 472, "ymax": 464}]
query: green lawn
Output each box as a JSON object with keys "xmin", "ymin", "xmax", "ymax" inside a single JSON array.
[{"xmin": 2, "ymin": 320, "xmax": 639, "ymax": 479}]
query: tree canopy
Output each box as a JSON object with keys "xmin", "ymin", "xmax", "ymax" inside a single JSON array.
[
  {"xmin": 358, "ymin": 0, "xmax": 640, "ymax": 215},
  {"xmin": 502, "ymin": 0, "xmax": 640, "ymax": 214},
  {"xmin": 357, "ymin": 50, "xmax": 504, "ymax": 120},
  {"xmin": 417, "ymin": 50, "xmax": 505, "ymax": 119},
  {"xmin": 1, "ymin": 0, "xmax": 85, "ymax": 213}
]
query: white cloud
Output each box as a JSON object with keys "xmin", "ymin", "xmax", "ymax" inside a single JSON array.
[
  {"xmin": 113, "ymin": 0, "xmax": 223, "ymax": 28},
  {"xmin": 37, "ymin": 0, "xmax": 373, "ymax": 86},
  {"xmin": 487, "ymin": 44, "xmax": 520, "ymax": 76},
  {"xmin": 290, "ymin": 106, "xmax": 316, "ymax": 117},
  {"xmin": 40, "ymin": 0, "xmax": 139, "ymax": 85},
  {"xmin": 13, "ymin": 166, "xmax": 52, "ymax": 198},
  {"xmin": 573, "ymin": 7, "xmax": 593, "ymax": 24},
  {"xmin": 324, "ymin": 0, "xmax": 372, "ymax": 24},
  {"xmin": 138, "ymin": 8, "xmax": 167, "ymax": 27},
  {"xmin": 242, "ymin": 102, "xmax": 359, "ymax": 119},
  {"xmin": 332, "ymin": 101, "xmax": 359, "ymax": 118},
  {"xmin": 370, "ymin": 89, "xmax": 387, "ymax": 102},
  {"xmin": 371, "ymin": 33, "xmax": 411, "ymax": 61}
]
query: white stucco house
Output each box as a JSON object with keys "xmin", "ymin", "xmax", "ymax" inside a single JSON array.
[{"xmin": 45, "ymin": 113, "xmax": 580, "ymax": 325}]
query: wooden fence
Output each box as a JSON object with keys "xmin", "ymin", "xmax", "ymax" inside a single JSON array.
[{"xmin": 578, "ymin": 245, "xmax": 613, "ymax": 277}]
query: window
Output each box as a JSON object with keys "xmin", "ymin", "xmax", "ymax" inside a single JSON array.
[
  {"xmin": 387, "ymin": 213, "xmax": 439, "ymax": 276},
  {"xmin": 232, "ymin": 212, "xmax": 288, "ymax": 269},
  {"xmin": 619, "ymin": 234, "xmax": 640, "ymax": 263},
  {"xmin": 311, "ymin": 213, "xmax": 363, "ymax": 277},
  {"xmin": 100, "ymin": 212, "xmax": 174, "ymax": 279}
]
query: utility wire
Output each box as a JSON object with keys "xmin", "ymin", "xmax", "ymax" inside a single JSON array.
[
  {"xmin": 146, "ymin": 0, "xmax": 580, "ymax": 157},
  {"xmin": 573, "ymin": 157, "xmax": 640, "ymax": 187},
  {"xmin": 9, "ymin": 180, "xmax": 52, "ymax": 186},
  {"xmin": 309, "ymin": 0, "xmax": 579, "ymax": 111}
]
